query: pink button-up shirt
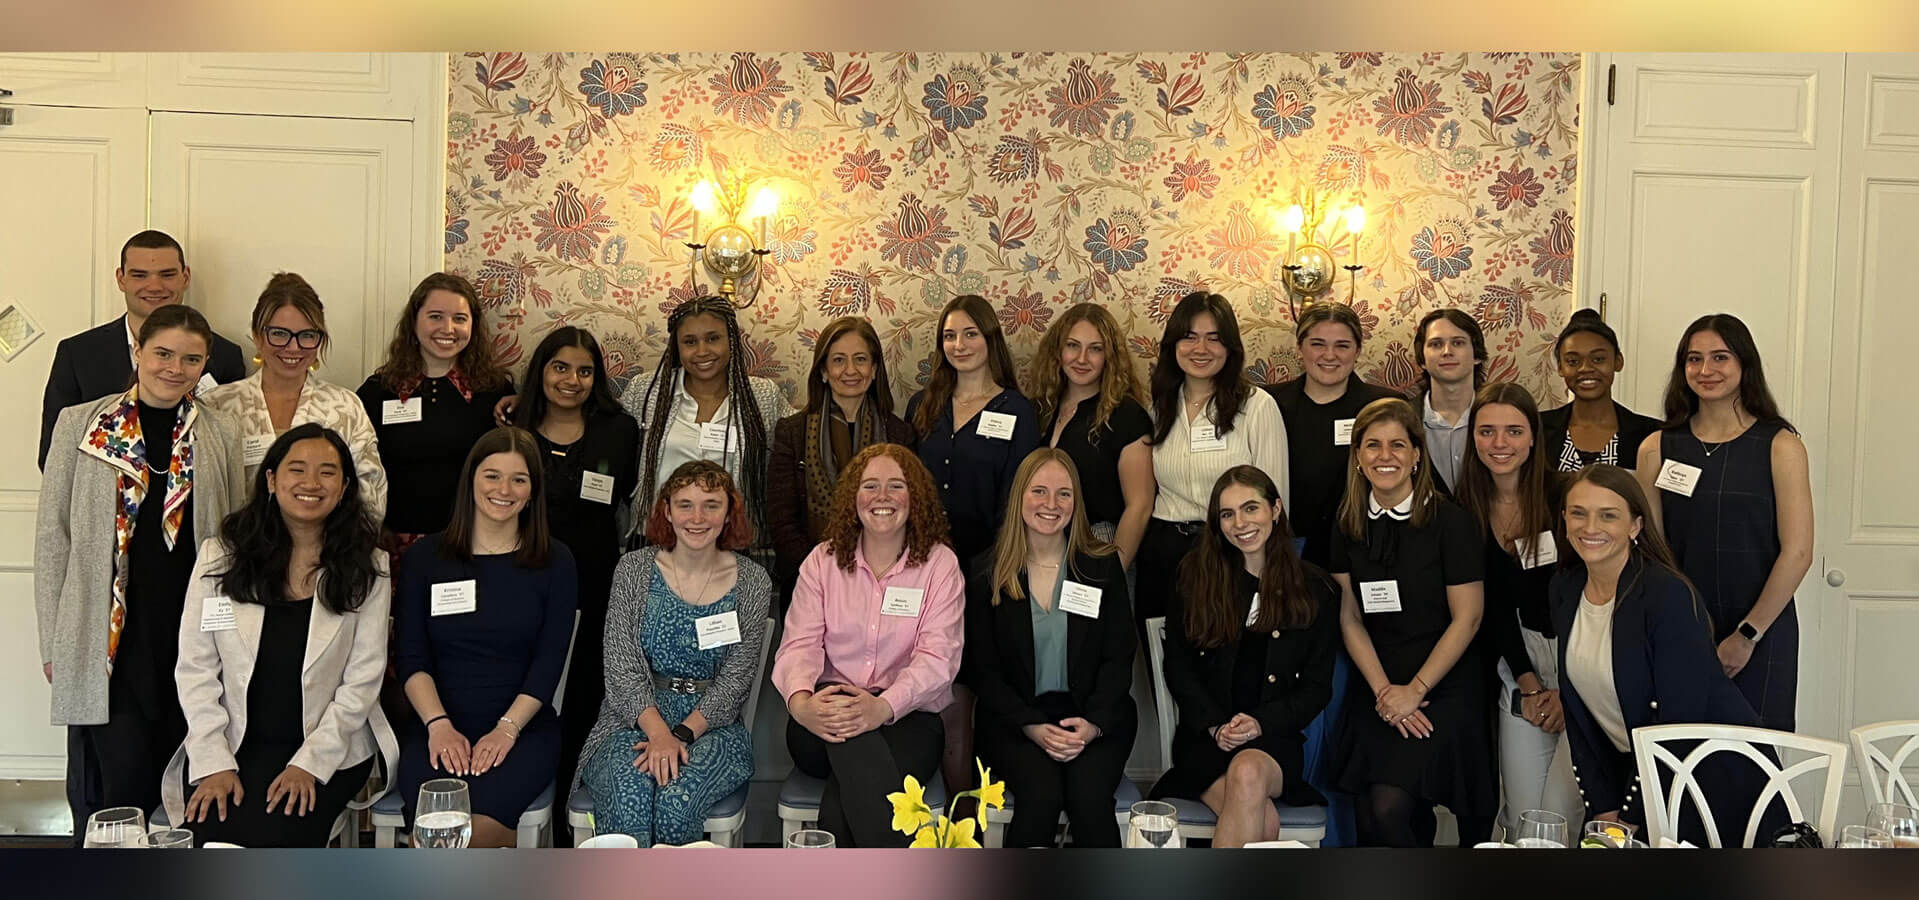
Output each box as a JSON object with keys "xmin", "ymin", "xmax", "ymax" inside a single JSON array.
[{"xmin": 773, "ymin": 540, "xmax": 965, "ymax": 722}]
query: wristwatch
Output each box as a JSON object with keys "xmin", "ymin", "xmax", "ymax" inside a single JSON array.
[
  {"xmin": 1736, "ymin": 621, "xmax": 1762, "ymax": 643},
  {"xmin": 671, "ymin": 723, "xmax": 696, "ymax": 743}
]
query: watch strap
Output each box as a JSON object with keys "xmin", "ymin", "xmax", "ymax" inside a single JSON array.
[
  {"xmin": 671, "ymin": 723, "xmax": 696, "ymax": 743},
  {"xmin": 1737, "ymin": 621, "xmax": 1761, "ymax": 642}
]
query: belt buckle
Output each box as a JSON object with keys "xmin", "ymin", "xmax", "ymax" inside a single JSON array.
[{"xmin": 668, "ymin": 677, "xmax": 700, "ymax": 694}]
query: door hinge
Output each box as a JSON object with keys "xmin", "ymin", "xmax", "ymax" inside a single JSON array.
[
  {"xmin": 1607, "ymin": 64, "xmax": 1616, "ymax": 106},
  {"xmin": 1598, "ymin": 292, "xmax": 1608, "ymax": 321}
]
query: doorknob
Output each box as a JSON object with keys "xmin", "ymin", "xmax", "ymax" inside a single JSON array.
[{"xmin": 1826, "ymin": 569, "xmax": 1846, "ymax": 587}]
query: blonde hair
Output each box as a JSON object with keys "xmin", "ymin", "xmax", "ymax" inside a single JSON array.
[{"xmin": 989, "ymin": 448, "xmax": 1114, "ymax": 603}]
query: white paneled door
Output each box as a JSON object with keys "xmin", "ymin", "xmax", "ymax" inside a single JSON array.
[
  {"xmin": 149, "ymin": 112, "xmax": 417, "ymax": 386},
  {"xmin": 0, "ymin": 104, "xmax": 148, "ymax": 776}
]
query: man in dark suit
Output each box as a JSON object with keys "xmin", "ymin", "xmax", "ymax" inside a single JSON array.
[{"xmin": 38, "ymin": 230, "xmax": 248, "ymax": 469}]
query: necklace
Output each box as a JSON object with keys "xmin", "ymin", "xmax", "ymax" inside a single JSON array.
[
  {"xmin": 1697, "ymin": 411, "xmax": 1748, "ymax": 457},
  {"xmin": 473, "ymin": 535, "xmax": 520, "ymax": 555},
  {"xmin": 667, "ymin": 555, "xmax": 721, "ymax": 605}
]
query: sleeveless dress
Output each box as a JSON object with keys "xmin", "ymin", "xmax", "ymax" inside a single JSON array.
[{"xmin": 1658, "ymin": 422, "xmax": 1798, "ymax": 731}]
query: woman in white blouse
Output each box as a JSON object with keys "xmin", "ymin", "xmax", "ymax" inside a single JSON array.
[
  {"xmin": 201, "ymin": 273, "xmax": 387, "ymax": 519},
  {"xmin": 1135, "ymin": 292, "xmax": 1288, "ymax": 631}
]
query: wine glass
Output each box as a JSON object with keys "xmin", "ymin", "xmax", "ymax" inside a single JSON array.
[
  {"xmin": 1865, "ymin": 803, "xmax": 1918, "ymax": 848},
  {"xmin": 413, "ymin": 778, "xmax": 473, "ymax": 848},
  {"xmin": 784, "ymin": 829, "xmax": 836, "ymax": 849},
  {"xmin": 144, "ymin": 829, "xmax": 194, "ymax": 849},
  {"xmin": 1126, "ymin": 800, "xmax": 1183, "ymax": 849},
  {"xmin": 1839, "ymin": 825, "xmax": 1893, "ymax": 849},
  {"xmin": 82, "ymin": 807, "xmax": 147, "ymax": 849},
  {"xmin": 1515, "ymin": 809, "xmax": 1569, "ymax": 848}
]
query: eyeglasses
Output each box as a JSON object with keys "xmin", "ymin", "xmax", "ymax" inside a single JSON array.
[{"xmin": 264, "ymin": 326, "xmax": 325, "ymax": 349}]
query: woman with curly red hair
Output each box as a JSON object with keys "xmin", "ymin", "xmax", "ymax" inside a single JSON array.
[{"xmin": 771, "ymin": 443, "xmax": 964, "ymax": 847}]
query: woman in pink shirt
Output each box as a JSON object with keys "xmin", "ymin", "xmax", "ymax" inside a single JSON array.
[{"xmin": 773, "ymin": 443, "xmax": 965, "ymax": 847}]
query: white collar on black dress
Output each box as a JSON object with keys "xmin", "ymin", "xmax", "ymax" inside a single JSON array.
[{"xmin": 1367, "ymin": 491, "xmax": 1414, "ymax": 521}]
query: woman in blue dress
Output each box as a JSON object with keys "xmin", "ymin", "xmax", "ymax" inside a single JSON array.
[{"xmin": 575, "ymin": 461, "xmax": 768, "ymax": 846}]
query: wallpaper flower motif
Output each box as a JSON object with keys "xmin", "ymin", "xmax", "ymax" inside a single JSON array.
[{"xmin": 444, "ymin": 52, "xmax": 1581, "ymax": 404}]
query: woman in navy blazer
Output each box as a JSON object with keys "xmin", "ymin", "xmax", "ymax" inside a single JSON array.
[{"xmin": 1551, "ymin": 464, "xmax": 1781, "ymax": 846}]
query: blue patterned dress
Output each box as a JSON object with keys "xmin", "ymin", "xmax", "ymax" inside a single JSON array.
[{"xmin": 581, "ymin": 578, "xmax": 754, "ymax": 845}]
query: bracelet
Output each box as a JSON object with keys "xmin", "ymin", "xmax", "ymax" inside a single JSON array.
[
  {"xmin": 1412, "ymin": 676, "xmax": 1432, "ymax": 694},
  {"xmin": 497, "ymin": 716, "xmax": 521, "ymax": 739},
  {"xmin": 1519, "ymin": 688, "xmax": 1545, "ymax": 698},
  {"xmin": 424, "ymin": 714, "xmax": 449, "ymax": 729}
]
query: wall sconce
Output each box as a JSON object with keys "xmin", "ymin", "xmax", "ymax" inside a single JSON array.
[
  {"xmin": 1274, "ymin": 191, "xmax": 1365, "ymax": 320},
  {"xmin": 686, "ymin": 176, "xmax": 778, "ymax": 308}
]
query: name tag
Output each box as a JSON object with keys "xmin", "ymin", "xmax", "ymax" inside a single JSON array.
[
  {"xmin": 1654, "ymin": 459, "xmax": 1702, "ymax": 497},
  {"xmin": 976, "ymin": 411, "xmax": 1017, "ymax": 440},
  {"xmin": 195, "ymin": 373, "xmax": 219, "ymax": 396},
  {"xmin": 1245, "ymin": 591, "xmax": 1261, "ymax": 627},
  {"xmin": 1517, "ymin": 530, "xmax": 1558, "ymax": 569},
  {"xmin": 580, "ymin": 471, "xmax": 615, "ymax": 505},
  {"xmin": 695, "ymin": 610, "xmax": 742, "ymax": 650},
  {"xmin": 1059, "ymin": 581, "xmax": 1102, "ymax": 618},
  {"xmin": 1189, "ymin": 422, "xmax": 1227, "ymax": 453},
  {"xmin": 431, "ymin": 580, "xmax": 478, "ymax": 616},
  {"xmin": 200, "ymin": 596, "xmax": 237, "ymax": 632},
  {"xmin": 242, "ymin": 434, "xmax": 271, "ymax": 467},
  {"xmin": 382, "ymin": 397, "xmax": 424, "ymax": 425},
  {"xmin": 1334, "ymin": 418, "xmax": 1356, "ymax": 446},
  {"xmin": 880, "ymin": 586, "xmax": 925, "ymax": 617},
  {"xmin": 698, "ymin": 421, "xmax": 732, "ymax": 453},
  {"xmin": 1360, "ymin": 580, "xmax": 1403, "ymax": 614}
]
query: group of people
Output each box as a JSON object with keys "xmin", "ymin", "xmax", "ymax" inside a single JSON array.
[{"xmin": 34, "ymin": 229, "xmax": 1813, "ymax": 850}]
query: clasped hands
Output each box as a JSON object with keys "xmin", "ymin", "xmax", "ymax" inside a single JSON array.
[
  {"xmin": 1024, "ymin": 717, "xmax": 1102, "ymax": 762},
  {"xmin": 792, "ymin": 684, "xmax": 892, "ymax": 743},
  {"xmin": 1208, "ymin": 713, "xmax": 1262, "ymax": 752},
  {"xmin": 1375, "ymin": 682, "xmax": 1434, "ymax": 739}
]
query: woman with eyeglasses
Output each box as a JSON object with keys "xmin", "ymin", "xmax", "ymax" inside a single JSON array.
[{"xmin": 203, "ymin": 273, "xmax": 387, "ymax": 518}]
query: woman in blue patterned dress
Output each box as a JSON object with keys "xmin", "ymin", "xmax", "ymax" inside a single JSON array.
[{"xmin": 575, "ymin": 460, "xmax": 769, "ymax": 846}]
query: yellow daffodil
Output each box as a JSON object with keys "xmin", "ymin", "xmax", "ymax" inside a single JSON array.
[
  {"xmin": 975, "ymin": 760, "xmax": 1007, "ymax": 811},
  {"xmin": 911, "ymin": 816, "xmax": 981, "ymax": 848},
  {"xmin": 887, "ymin": 774, "xmax": 932, "ymax": 835}
]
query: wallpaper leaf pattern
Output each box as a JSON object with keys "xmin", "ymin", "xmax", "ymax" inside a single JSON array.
[{"xmin": 444, "ymin": 52, "xmax": 1580, "ymax": 403}]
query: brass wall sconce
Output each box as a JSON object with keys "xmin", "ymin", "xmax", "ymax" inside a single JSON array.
[{"xmin": 685, "ymin": 176, "xmax": 779, "ymax": 309}]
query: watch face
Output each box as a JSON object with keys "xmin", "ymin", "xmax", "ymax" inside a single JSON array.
[{"xmin": 1738, "ymin": 622, "xmax": 1760, "ymax": 640}]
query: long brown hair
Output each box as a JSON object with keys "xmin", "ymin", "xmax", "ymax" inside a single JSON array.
[
  {"xmin": 1336, "ymin": 397, "xmax": 1440, "ymax": 539},
  {"xmin": 912, "ymin": 294, "xmax": 1020, "ymax": 438},
  {"xmin": 1179, "ymin": 465, "xmax": 1318, "ymax": 648},
  {"xmin": 1455, "ymin": 382, "xmax": 1555, "ymax": 555},
  {"xmin": 989, "ymin": 449, "xmax": 1115, "ymax": 603},
  {"xmin": 1027, "ymin": 303, "xmax": 1145, "ymax": 433},
  {"xmin": 804, "ymin": 316, "xmax": 895, "ymax": 417},
  {"xmin": 375, "ymin": 272, "xmax": 511, "ymax": 391},
  {"xmin": 1561, "ymin": 464, "xmax": 1710, "ymax": 632},
  {"xmin": 1660, "ymin": 313, "xmax": 1794, "ymax": 432},
  {"xmin": 440, "ymin": 426, "xmax": 551, "ymax": 568},
  {"xmin": 821, "ymin": 443, "xmax": 951, "ymax": 572},
  {"xmin": 1149, "ymin": 292, "xmax": 1251, "ymax": 444}
]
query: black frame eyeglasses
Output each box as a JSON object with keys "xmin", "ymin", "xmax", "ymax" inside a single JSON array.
[{"xmin": 264, "ymin": 327, "xmax": 325, "ymax": 349}]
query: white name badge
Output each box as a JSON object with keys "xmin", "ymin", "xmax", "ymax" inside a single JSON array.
[
  {"xmin": 1334, "ymin": 418, "xmax": 1356, "ymax": 446},
  {"xmin": 880, "ymin": 586, "xmax": 925, "ymax": 617},
  {"xmin": 241, "ymin": 434, "xmax": 271, "ymax": 467},
  {"xmin": 430, "ymin": 579, "xmax": 478, "ymax": 616},
  {"xmin": 1189, "ymin": 422, "xmax": 1227, "ymax": 453},
  {"xmin": 1360, "ymin": 580, "xmax": 1403, "ymax": 614},
  {"xmin": 195, "ymin": 373, "xmax": 220, "ymax": 396},
  {"xmin": 976, "ymin": 410, "xmax": 1017, "ymax": 440},
  {"xmin": 1654, "ymin": 459, "xmax": 1702, "ymax": 498},
  {"xmin": 698, "ymin": 421, "xmax": 732, "ymax": 453},
  {"xmin": 1517, "ymin": 531, "xmax": 1559, "ymax": 569},
  {"xmin": 382, "ymin": 397, "xmax": 424, "ymax": 425},
  {"xmin": 199, "ymin": 596, "xmax": 237, "ymax": 633},
  {"xmin": 695, "ymin": 610, "xmax": 743, "ymax": 650},
  {"xmin": 580, "ymin": 471, "xmax": 615, "ymax": 505},
  {"xmin": 1246, "ymin": 592, "xmax": 1262, "ymax": 627},
  {"xmin": 1059, "ymin": 581, "xmax": 1102, "ymax": 618}
]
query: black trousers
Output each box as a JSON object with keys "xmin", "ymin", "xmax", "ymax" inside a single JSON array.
[
  {"xmin": 977, "ymin": 693, "xmax": 1136, "ymax": 847},
  {"xmin": 185, "ymin": 752, "xmax": 373, "ymax": 848},
  {"xmin": 786, "ymin": 710, "xmax": 944, "ymax": 848},
  {"xmin": 1134, "ymin": 518, "xmax": 1204, "ymax": 631},
  {"xmin": 66, "ymin": 691, "xmax": 185, "ymax": 846}
]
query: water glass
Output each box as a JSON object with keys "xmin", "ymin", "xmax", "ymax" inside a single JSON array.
[
  {"xmin": 1126, "ymin": 800, "xmax": 1183, "ymax": 849},
  {"xmin": 1865, "ymin": 803, "xmax": 1919, "ymax": 848},
  {"xmin": 144, "ymin": 829, "xmax": 194, "ymax": 849},
  {"xmin": 784, "ymin": 829, "xmax": 835, "ymax": 849},
  {"xmin": 1515, "ymin": 809, "xmax": 1569, "ymax": 848},
  {"xmin": 413, "ymin": 778, "xmax": 473, "ymax": 849},
  {"xmin": 82, "ymin": 807, "xmax": 147, "ymax": 849},
  {"xmin": 1581, "ymin": 819, "xmax": 1638, "ymax": 848},
  {"xmin": 1839, "ymin": 825, "xmax": 1893, "ymax": 849}
]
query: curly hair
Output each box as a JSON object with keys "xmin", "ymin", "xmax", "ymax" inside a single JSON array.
[
  {"xmin": 643, "ymin": 460, "xmax": 757, "ymax": 551},
  {"xmin": 373, "ymin": 272, "xmax": 511, "ymax": 392},
  {"xmin": 821, "ymin": 443, "xmax": 950, "ymax": 572},
  {"xmin": 1027, "ymin": 302, "xmax": 1146, "ymax": 434}
]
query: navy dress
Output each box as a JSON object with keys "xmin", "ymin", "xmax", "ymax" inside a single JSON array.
[
  {"xmin": 396, "ymin": 534, "xmax": 578, "ymax": 826},
  {"xmin": 904, "ymin": 387, "xmax": 1041, "ymax": 568},
  {"xmin": 1658, "ymin": 422, "xmax": 1797, "ymax": 732}
]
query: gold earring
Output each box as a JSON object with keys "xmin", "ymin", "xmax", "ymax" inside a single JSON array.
[{"xmin": 251, "ymin": 354, "xmax": 261, "ymax": 366}]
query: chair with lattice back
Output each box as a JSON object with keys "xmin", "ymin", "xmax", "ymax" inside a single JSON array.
[
  {"xmin": 1849, "ymin": 720, "xmax": 1919, "ymax": 809},
  {"xmin": 1630, "ymin": 723, "xmax": 1847, "ymax": 848}
]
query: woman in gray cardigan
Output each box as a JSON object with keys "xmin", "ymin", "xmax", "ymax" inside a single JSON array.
[
  {"xmin": 575, "ymin": 460, "xmax": 769, "ymax": 847},
  {"xmin": 35, "ymin": 303, "xmax": 245, "ymax": 839}
]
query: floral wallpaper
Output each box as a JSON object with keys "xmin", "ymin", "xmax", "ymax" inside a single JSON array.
[{"xmin": 443, "ymin": 52, "xmax": 1581, "ymax": 405}]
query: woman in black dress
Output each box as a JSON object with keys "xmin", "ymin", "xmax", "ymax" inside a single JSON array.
[
  {"xmin": 1539, "ymin": 309, "xmax": 1660, "ymax": 473},
  {"xmin": 396, "ymin": 427, "xmax": 577, "ymax": 847},
  {"xmin": 965, "ymin": 449, "xmax": 1136, "ymax": 847},
  {"xmin": 170, "ymin": 424, "xmax": 395, "ymax": 846},
  {"xmin": 510, "ymin": 327, "xmax": 639, "ymax": 821},
  {"xmin": 1331, "ymin": 398, "xmax": 1495, "ymax": 847},
  {"xmin": 1635, "ymin": 314, "xmax": 1813, "ymax": 732},
  {"xmin": 1153, "ymin": 465, "xmax": 1338, "ymax": 847},
  {"xmin": 1027, "ymin": 303, "xmax": 1154, "ymax": 568}
]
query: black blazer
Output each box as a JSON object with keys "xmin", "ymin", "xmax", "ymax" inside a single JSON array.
[
  {"xmin": 38, "ymin": 316, "xmax": 246, "ymax": 469},
  {"xmin": 962, "ymin": 550, "xmax": 1137, "ymax": 737},
  {"xmin": 1539, "ymin": 401, "xmax": 1662, "ymax": 471},
  {"xmin": 1162, "ymin": 568, "xmax": 1341, "ymax": 746},
  {"xmin": 1551, "ymin": 557, "xmax": 1763, "ymax": 828},
  {"xmin": 766, "ymin": 408, "xmax": 917, "ymax": 594}
]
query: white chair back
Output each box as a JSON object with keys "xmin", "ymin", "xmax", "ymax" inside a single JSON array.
[
  {"xmin": 1849, "ymin": 720, "xmax": 1919, "ymax": 808},
  {"xmin": 740, "ymin": 617, "xmax": 776, "ymax": 733},
  {"xmin": 1630, "ymin": 723, "xmax": 1848, "ymax": 848},
  {"xmin": 552, "ymin": 610, "xmax": 584, "ymax": 714},
  {"xmin": 1143, "ymin": 617, "xmax": 1178, "ymax": 769}
]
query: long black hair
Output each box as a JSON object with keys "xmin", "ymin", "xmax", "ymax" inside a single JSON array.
[
  {"xmin": 1661, "ymin": 313, "xmax": 1794, "ymax": 431},
  {"xmin": 633, "ymin": 297, "xmax": 770, "ymax": 517},
  {"xmin": 214, "ymin": 424, "xmax": 382, "ymax": 615},
  {"xmin": 1149, "ymin": 292, "xmax": 1251, "ymax": 444},
  {"xmin": 513, "ymin": 326, "xmax": 621, "ymax": 431}
]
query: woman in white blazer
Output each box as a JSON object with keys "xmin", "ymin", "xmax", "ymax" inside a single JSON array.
[{"xmin": 165, "ymin": 423, "xmax": 397, "ymax": 847}]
